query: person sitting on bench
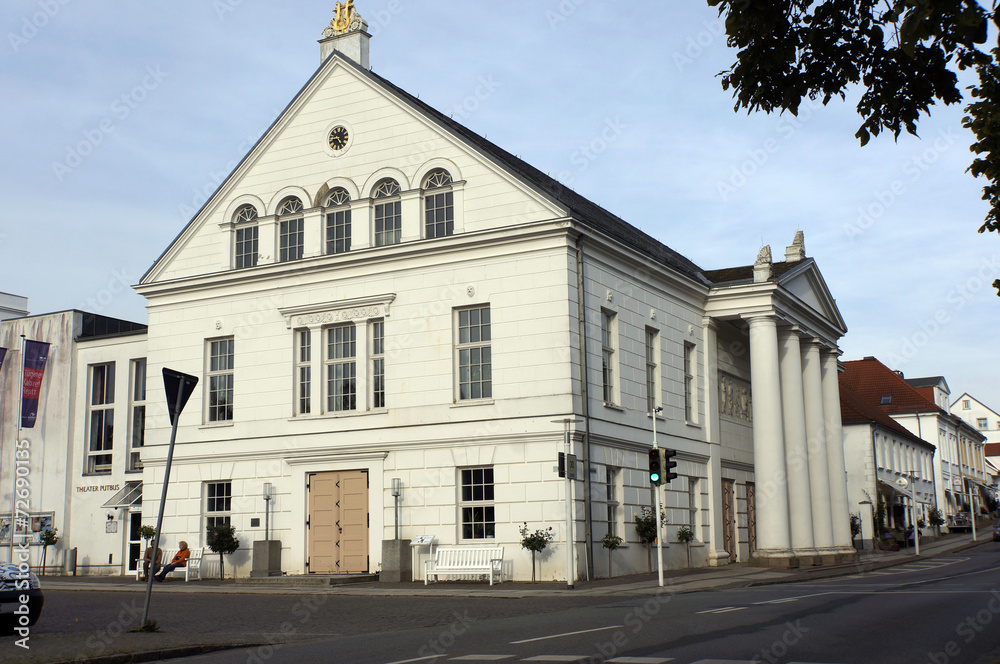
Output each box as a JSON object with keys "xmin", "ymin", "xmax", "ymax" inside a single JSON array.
[
  {"xmin": 155, "ymin": 541, "xmax": 190, "ymax": 582},
  {"xmin": 140, "ymin": 545, "xmax": 163, "ymax": 581}
]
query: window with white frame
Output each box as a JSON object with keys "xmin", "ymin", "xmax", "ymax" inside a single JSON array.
[
  {"xmin": 278, "ymin": 197, "xmax": 304, "ymax": 262},
  {"xmin": 460, "ymin": 467, "xmax": 495, "ymax": 539},
  {"xmin": 373, "ymin": 179, "xmax": 402, "ymax": 247},
  {"xmin": 296, "ymin": 329, "xmax": 311, "ymax": 415},
  {"xmin": 423, "ymin": 169, "xmax": 454, "ymax": 238},
  {"xmin": 963, "ymin": 400, "xmax": 971, "ymax": 409},
  {"xmin": 370, "ymin": 319, "xmax": 385, "ymax": 409},
  {"xmin": 205, "ymin": 481, "xmax": 232, "ymax": 529},
  {"xmin": 326, "ymin": 323, "xmax": 357, "ymax": 412},
  {"xmin": 977, "ymin": 418, "xmax": 988, "ymax": 430},
  {"xmin": 645, "ymin": 327, "xmax": 659, "ymax": 414},
  {"xmin": 606, "ymin": 467, "xmax": 621, "ymax": 538},
  {"xmin": 601, "ymin": 310, "xmax": 616, "ymax": 404},
  {"xmin": 233, "ymin": 205, "xmax": 259, "ymax": 269},
  {"xmin": 87, "ymin": 363, "xmax": 115, "ymax": 475},
  {"xmin": 207, "ymin": 338, "xmax": 234, "ymax": 422},
  {"xmin": 325, "ymin": 188, "xmax": 352, "ymax": 255},
  {"xmin": 457, "ymin": 306, "xmax": 491, "ymax": 400},
  {"xmin": 688, "ymin": 478, "xmax": 699, "ymax": 533},
  {"xmin": 683, "ymin": 342, "xmax": 695, "ymax": 422},
  {"xmin": 127, "ymin": 358, "xmax": 146, "ymax": 472}
]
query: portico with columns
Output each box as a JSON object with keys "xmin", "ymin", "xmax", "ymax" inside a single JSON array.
[{"xmin": 703, "ymin": 234, "xmax": 855, "ymax": 568}]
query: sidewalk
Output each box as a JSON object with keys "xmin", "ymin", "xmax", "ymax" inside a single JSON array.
[{"xmin": 36, "ymin": 532, "xmax": 986, "ymax": 598}]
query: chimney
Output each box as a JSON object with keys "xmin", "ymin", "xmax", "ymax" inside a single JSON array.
[
  {"xmin": 785, "ymin": 231, "xmax": 806, "ymax": 262},
  {"xmin": 319, "ymin": 2, "xmax": 371, "ymax": 68}
]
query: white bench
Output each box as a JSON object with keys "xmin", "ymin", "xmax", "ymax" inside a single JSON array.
[
  {"xmin": 135, "ymin": 547, "xmax": 203, "ymax": 582},
  {"xmin": 424, "ymin": 546, "xmax": 504, "ymax": 585}
]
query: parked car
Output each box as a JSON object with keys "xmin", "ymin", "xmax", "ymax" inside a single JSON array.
[
  {"xmin": 992, "ymin": 520, "xmax": 1000, "ymax": 542},
  {"xmin": 0, "ymin": 562, "xmax": 44, "ymax": 635}
]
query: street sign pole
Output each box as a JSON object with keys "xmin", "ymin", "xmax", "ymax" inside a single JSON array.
[{"xmin": 141, "ymin": 369, "xmax": 198, "ymax": 628}]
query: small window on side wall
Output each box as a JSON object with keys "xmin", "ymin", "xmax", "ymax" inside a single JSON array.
[
  {"xmin": 233, "ymin": 205, "xmax": 259, "ymax": 269},
  {"xmin": 423, "ymin": 169, "xmax": 454, "ymax": 239}
]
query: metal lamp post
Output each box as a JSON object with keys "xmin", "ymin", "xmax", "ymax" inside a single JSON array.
[
  {"xmin": 858, "ymin": 499, "xmax": 873, "ymax": 551},
  {"xmin": 262, "ymin": 482, "xmax": 273, "ymax": 541},
  {"xmin": 552, "ymin": 418, "xmax": 581, "ymax": 590},
  {"xmin": 652, "ymin": 406, "xmax": 664, "ymax": 588},
  {"xmin": 391, "ymin": 478, "xmax": 402, "ymax": 540}
]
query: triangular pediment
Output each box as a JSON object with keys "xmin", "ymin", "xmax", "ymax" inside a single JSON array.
[{"xmin": 776, "ymin": 259, "xmax": 847, "ymax": 335}]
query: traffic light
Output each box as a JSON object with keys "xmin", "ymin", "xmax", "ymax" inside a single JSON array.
[
  {"xmin": 662, "ymin": 448, "xmax": 678, "ymax": 483},
  {"xmin": 648, "ymin": 448, "xmax": 662, "ymax": 485}
]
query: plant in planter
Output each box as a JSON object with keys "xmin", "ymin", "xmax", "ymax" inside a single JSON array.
[
  {"xmin": 206, "ymin": 524, "xmax": 240, "ymax": 580},
  {"xmin": 138, "ymin": 525, "xmax": 156, "ymax": 546},
  {"xmin": 601, "ymin": 531, "xmax": 624, "ymax": 578},
  {"xmin": 927, "ymin": 507, "xmax": 945, "ymax": 537},
  {"xmin": 849, "ymin": 513, "xmax": 862, "ymax": 543},
  {"xmin": 633, "ymin": 508, "xmax": 658, "ymax": 572},
  {"xmin": 519, "ymin": 523, "xmax": 554, "ymax": 583},
  {"xmin": 676, "ymin": 525, "xmax": 694, "ymax": 568},
  {"xmin": 39, "ymin": 528, "xmax": 59, "ymax": 575}
]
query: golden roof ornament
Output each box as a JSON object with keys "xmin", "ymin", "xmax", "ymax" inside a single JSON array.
[{"xmin": 323, "ymin": 1, "xmax": 364, "ymax": 37}]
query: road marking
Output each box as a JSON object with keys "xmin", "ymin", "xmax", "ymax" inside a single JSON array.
[
  {"xmin": 511, "ymin": 625, "xmax": 624, "ymax": 644},
  {"xmin": 384, "ymin": 656, "xmax": 443, "ymax": 664},
  {"xmin": 753, "ymin": 597, "xmax": 799, "ymax": 604},
  {"xmin": 606, "ymin": 658, "xmax": 675, "ymax": 663},
  {"xmin": 450, "ymin": 657, "xmax": 514, "ymax": 661},
  {"xmin": 696, "ymin": 606, "xmax": 748, "ymax": 614},
  {"xmin": 521, "ymin": 657, "xmax": 590, "ymax": 662}
]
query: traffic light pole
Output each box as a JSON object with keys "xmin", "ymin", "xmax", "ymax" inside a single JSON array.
[{"xmin": 652, "ymin": 406, "xmax": 664, "ymax": 588}]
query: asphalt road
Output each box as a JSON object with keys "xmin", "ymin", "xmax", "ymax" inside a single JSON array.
[{"xmin": 161, "ymin": 542, "xmax": 1000, "ymax": 664}]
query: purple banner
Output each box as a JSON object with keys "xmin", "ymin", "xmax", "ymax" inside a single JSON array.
[{"xmin": 21, "ymin": 340, "xmax": 50, "ymax": 429}]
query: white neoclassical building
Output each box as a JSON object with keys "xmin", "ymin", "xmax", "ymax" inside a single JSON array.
[{"xmin": 2, "ymin": 8, "xmax": 856, "ymax": 579}]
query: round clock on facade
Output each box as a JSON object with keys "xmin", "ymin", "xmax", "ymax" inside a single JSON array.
[{"xmin": 328, "ymin": 125, "xmax": 350, "ymax": 150}]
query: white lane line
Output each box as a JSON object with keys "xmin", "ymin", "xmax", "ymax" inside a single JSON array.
[
  {"xmin": 606, "ymin": 658, "xmax": 675, "ymax": 663},
  {"xmin": 511, "ymin": 625, "xmax": 624, "ymax": 644},
  {"xmin": 696, "ymin": 606, "xmax": 747, "ymax": 614},
  {"xmin": 521, "ymin": 657, "xmax": 590, "ymax": 662},
  {"xmin": 449, "ymin": 657, "xmax": 514, "ymax": 661},
  {"xmin": 384, "ymin": 656, "xmax": 443, "ymax": 664},
  {"xmin": 753, "ymin": 597, "xmax": 799, "ymax": 605}
]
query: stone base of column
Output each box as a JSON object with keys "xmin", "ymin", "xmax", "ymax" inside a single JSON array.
[
  {"xmin": 749, "ymin": 550, "xmax": 800, "ymax": 569},
  {"xmin": 707, "ymin": 548, "xmax": 732, "ymax": 567},
  {"xmin": 816, "ymin": 547, "xmax": 859, "ymax": 565},
  {"xmin": 791, "ymin": 548, "xmax": 824, "ymax": 567}
]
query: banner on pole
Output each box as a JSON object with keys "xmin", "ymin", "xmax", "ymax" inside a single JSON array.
[
  {"xmin": 0, "ymin": 347, "xmax": 7, "ymax": 371},
  {"xmin": 21, "ymin": 340, "xmax": 50, "ymax": 429}
]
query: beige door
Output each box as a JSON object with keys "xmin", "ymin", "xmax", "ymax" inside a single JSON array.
[{"xmin": 308, "ymin": 471, "xmax": 369, "ymax": 574}]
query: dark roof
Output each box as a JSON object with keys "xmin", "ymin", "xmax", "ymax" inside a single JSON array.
[
  {"xmin": 839, "ymin": 379, "xmax": 934, "ymax": 449},
  {"xmin": 77, "ymin": 312, "xmax": 147, "ymax": 341},
  {"xmin": 362, "ymin": 65, "xmax": 706, "ymax": 283},
  {"xmin": 702, "ymin": 259, "xmax": 803, "ymax": 286},
  {"xmin": 841, "ymin": 358, "xmax": 942, "ymax": 415},
  {"xmin": 905, "ymin": 376, "xmax": 946, "ymax": 389}
]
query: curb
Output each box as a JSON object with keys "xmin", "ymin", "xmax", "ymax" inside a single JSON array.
[{"xmin": 49, "ymin": 644, "xmax": 252, "ymax": 664}]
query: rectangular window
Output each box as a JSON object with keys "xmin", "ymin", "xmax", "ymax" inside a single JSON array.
[
  {"xmin": 206, "ymin": 481, "xmax": 232, "ymax": 529},
  {"xmin": 460, "ymin": 467, "xmax": 495, "ymax": 539},
  {"xmin": 279, "ymin": 218, "xmax": 304, "ymax": 262},
  {"xmin": 606, "ymin": 467, "xmax": 620, "ymax": 538},
  {"xmin": 127, "ymin": 359, "xmax": 146, "ymax": 472},
  {"xmin": 645, "ymin": 327, "xmax": 659, "ymax": 414},
  {"xmin": 962, "ymin": 400, "xmax": 971, "ymax": 409},
  {"xmin": 374, "ymin": 200, "xmax": 401, "ymax": 247},
  {"xmin": 688, "ymin": 478, "xmax": 699, "ymax": 532},
  {"xmin": 235, "ymin": 226, "xmax": 258, "ymax": 269},
  {"xmin": 977, "ymin": 418, "xmax": 988, "ymax": 430},
  {"xmin": 297, "ymin": 330, "xmax": 311, "ymax": 415},
  {"xmin": 326, "ymin": 209, "xmax": 352, "ymax": 254},
  {"xmin": 326, "ymin": 324, "xmax": 357, "ymax": 412},
  {"xmin": 457, "ymin": 306, "xmax": 492, "ymax": 400},
  {"xmin": 370, "ymin": 320, "xmax": 385, "ymax": 409},
  {"xmin": 683, "ymin": 342, "xmax": 695, "ymax": 422},
  {"xmin": 425, "ymin": 191, "xmax": 454, "ymax": 238},
  {"xmin": 87, "ymin": 363, "xmax": 115, "ymax": 474},
  {"xmin": 601, "ymin": 311, "xmax": 616, "ymax": 404},
  {"xmin": 207, "ymin": 338, "xmax": 234, "ymax": 422}
]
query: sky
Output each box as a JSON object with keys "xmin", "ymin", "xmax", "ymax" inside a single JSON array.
[{"xmin": 1, "ymin": 1, "xmax": 998, "ymax": 410}]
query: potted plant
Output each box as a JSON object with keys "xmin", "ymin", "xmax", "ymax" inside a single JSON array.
[
  {"xmin": 927, "ymin": 507, "xmax": 945, "ymax": 537},
  {"xmin": 519, "ymin": 523, "xmax": 554, "ymax": 583},
  {"xmin": 676, "ymin": 525, "xmax": 694, "ymax": 568},
  {"xmin": 206, "ymin": 524, "xmax": 240, "ymax": 579},
  {"xmin": 39, "ymin": 527, "xmax": 58, "ymax": 576},
  {"xmin": 633, "ymin": 507, "xmax": 658, "ymax": 572},
  {"xmin": 601, "ymin": 531, "xmax": 624, "ymax": 578}
]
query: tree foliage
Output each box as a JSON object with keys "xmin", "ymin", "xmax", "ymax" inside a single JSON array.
[{"xmin": 708, "ymin": 0, "xmax": 1000, "ymax": 294}]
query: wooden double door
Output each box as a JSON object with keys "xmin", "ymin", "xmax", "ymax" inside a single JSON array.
[{"xmin": 307, "ymin": 470, "xmax": 369, "ymax": 574}]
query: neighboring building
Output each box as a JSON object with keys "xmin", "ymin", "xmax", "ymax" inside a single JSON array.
[
  {"xmin": 0, "ymin": 311, "xmax": 147, "ymax": 574},
  {"xmin": 3, "ymin": 9, "xmax": 857, "ymax": 579},
  {"xmin": 841, "ymin": 358, "xmax": 988, "ymax": 532},
  {"xmin": 839, "ymin": 379, "xmax": 935, "ymax": 548},
  {"xmin": 0, "ymin": 293, "xmax": 28, "ymax": 321},
  {"xmin": 951, "ymin": 393, "xmax": 1000, "ymax": 445}
]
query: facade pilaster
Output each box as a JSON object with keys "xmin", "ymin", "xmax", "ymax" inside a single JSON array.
[
  {"xmin": 746, "ymin": 315, "xmax": 794, "ymax": 565},
  {"xmin": 702, "ymin": 317, "xmax": 730, "ymax": 566},
  {"xmin": 821, "ymin": 348, "xmax": 855, "ymax": 556},
  {"xmin": 801, "ymin": 339, "xmax": 834, "ymax": 551},
  {"xmin": 777, "ymin": 328, "xmax": 816, "ymax": 557}
]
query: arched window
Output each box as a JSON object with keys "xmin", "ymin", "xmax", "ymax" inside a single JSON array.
[
  {"xmin": 423, "ymin": 169, "xmax": 454, "ymax": 239},
  {"xmin": 233, "ymin": 204, "xmax": 259, "ymax": 269},
  {"xmin": 324, "ymin": 188, "xmax": 351, "ymax": 255},
  {"xmin": 373, "ymin": 179, "xmax": 402, "ymax": 247},
  {"xmin": 278, "ymin": 197, "xmax": 304, "ymax": 262}
]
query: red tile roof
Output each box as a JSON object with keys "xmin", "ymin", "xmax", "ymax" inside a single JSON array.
[
  {"xmin": 838, "ymin": 379, "xmax": 933, "ymax": 448},
  {"xmin": 840, "ymin": 358, "xmax": 943, "ymax": 416}
]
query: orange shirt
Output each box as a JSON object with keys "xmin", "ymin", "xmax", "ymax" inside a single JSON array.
[{"xmin": 170, "ymin": 548, "xmax": 190, "ymax": 567}]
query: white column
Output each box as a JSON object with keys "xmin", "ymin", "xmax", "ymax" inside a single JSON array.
[
  {"xmin": 702, "ymin": 318, "xmax": 731, "ymax": 566},
  {"xmin": 821, "ymin": 348, "xmax": 854, "ymax": 552},
  {"xmin": 801, "ymin": 339, "xmax": 834, "ymax": 550},
  {"xmin": 778, "ymin": 329, "xmax": 815, "ymax": 555},
  {"xmin": 747, "ymin": 315, "xmax": 792, "ymax": 557}
]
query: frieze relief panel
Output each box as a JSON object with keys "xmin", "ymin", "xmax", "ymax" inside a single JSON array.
[
  {"xmin": 719, "ymin": 373, "xmax": 752, "ymax": 423},
  {"xmin": 279, "ymin": 294, "xmax": 395, "ymax": 329}
]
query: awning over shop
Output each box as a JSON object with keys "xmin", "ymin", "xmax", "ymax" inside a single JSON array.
[{"xmin": 102, "ymin": 481, "xmax": 142, "ymax": 509}]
